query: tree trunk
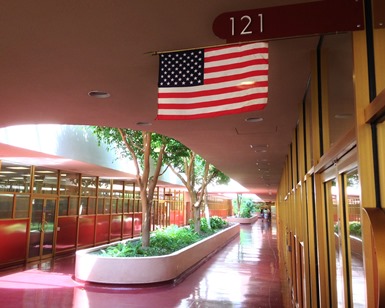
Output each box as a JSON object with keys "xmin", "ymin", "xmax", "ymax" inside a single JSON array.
[
  {"xmin": 189, "ymin": 193, "xmax": 201, "ymax": 233},
  {"xmin": 237, "ymin": 194, "xmax": 242, "ymax": 217},
  {"xmin": 140, "ymin": 192, "xmax": 152, "ymax": 248},
  {"xmin": 193, "ymin": 203, "xmax": 201, "ymax": 233},
  {"xmin": 204, "ymin": 190, "xmax": 210, "ymax": 229}
]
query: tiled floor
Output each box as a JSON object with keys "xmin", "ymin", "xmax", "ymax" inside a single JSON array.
[{"xmin": 0, "ymin": 219, "xmax": 283, "ymax": 308}]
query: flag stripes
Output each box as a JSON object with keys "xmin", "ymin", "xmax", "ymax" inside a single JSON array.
[{"xmin": 157, "ymin": 42, "xmax": 268, "ymax": 120}]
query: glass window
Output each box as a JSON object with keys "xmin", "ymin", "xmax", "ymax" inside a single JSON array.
[
  {"xmin": 304, "ymin": 89, "xmax": 313, "ymax": 171},
  {"xmin": 135, "ymin": 199, "xmax": 141, "ymax": 213},
  {"xmin": 98, "ymin": 179, "xmax": 111, "ymax": 197},
  {"xmin": 79, "ymin": 197, "xmax": 95, "ymax": 215},
  {"xmin": 69, "ymin": 197, "xmax": 79, "ymax": 216},
  {"xmin": 60, "ymin": 196, "xmax": 79, "ymax": 216},
  {"xmin": 59, "ymin": 197, "xmax": 69, "ymax": 216},
  {"xmin": 111, "ymin": 198, "xmax": 119, "ymax": 213},
  {"xmin": 116, "ymin": 198, "xmax": 123, "ymax": 213},
  {"xmin": 60, "ymin": 172, "xmax": 80, "ymax": 195},
  {"xmin": 112, "ymin": 181, "xmax": 124, "ymax": 196},
  {"xmin": 104, "ymin": 198, "xmax": 111, "ymax": 214},
  {"xmin": 324, "ymin": 33, "xmax": 355, "ymax": 148},
  {"xmin": 97, "ymin": 198, "xmax": 104, "ymax": 214},
  {"xmin": 87, "ymin": 197, "xmax": 96, "ymax": 215},
  {"xmin": 0, "ymin": 194, "xmax": 14, "ymax": 219},
  {"xmin": 80, "ymin": 197, "xmax": 88, "ymax": 215},
  {"xmin": 123, "ymin": 199, "xmax": 129, "ymax": 213},
  {"xmin": 0, "ymin": 161, "xmax": 31, "ymax": 193},
  {"xmin": 124, "ymin": 182, "xmax": 135, "ymax": 212},
  {"xmin": 81, "ymin": 176, "xmax": 97, "ymax": 196},
  {"xmin": 33, "ymin": 167, "xmax": 58, "ymax": 194},
  {"xmin": 15, "ymin": 194, "xmax": 29, "ymax": 218},
  {"xmin": 112, "ymin": 180, "xmax": 124, "ymax": 213}
]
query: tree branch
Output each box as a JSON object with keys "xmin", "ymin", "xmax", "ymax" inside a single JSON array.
[{"xmin": 118, "ymin": 128, "xmax": 141, "ymax": 178}]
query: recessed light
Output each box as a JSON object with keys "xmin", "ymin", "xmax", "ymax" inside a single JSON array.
[
  {"xmin": 334, "ymin": 113, "xmax": 353, "ymax": 119},
  {"xmin": 88, "ymin": 90, "xmax": 111, "ymax": 98},
  {"xmin": 136, "ymin": 122, "xmax": 152, "ymax": 126},
  {"xmin": 245, "ymin": 117, "xmax": 263, "ymax": 122},
  {"xmin": 250, "ymin": 144, "xmax": 269, "ymax": 149},
  {"xmin": 7, "ymin": 166, "xmax": 30, "ymax": 170}
]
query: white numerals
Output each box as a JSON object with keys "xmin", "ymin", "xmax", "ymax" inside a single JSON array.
[{"xmin": 230, "ymin": 14, "xmax": 263, "ymax": 36}]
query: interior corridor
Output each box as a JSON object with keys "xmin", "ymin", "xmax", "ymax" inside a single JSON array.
[{"xmin": 0, "ymin": 219, "xmax": 283, "ymax": 308}]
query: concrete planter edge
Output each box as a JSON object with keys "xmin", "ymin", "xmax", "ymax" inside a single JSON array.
[
  {"xmin": 227, "ymin": 214, "xmax": 259, "ymax": 224},
  {"xmin": 75, "ymin": 223, "xmax": 240, "ymax": 284}
]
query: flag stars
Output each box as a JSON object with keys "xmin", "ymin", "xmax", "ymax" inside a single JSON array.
[{"xmin": 159, "ymin": 49, "xmax": 204, "ymax": 87}]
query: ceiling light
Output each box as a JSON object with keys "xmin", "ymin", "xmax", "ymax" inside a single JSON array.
[
  {"xmin": 7, "ymin": 166, "xmax": 30, "ymax": 170},
  {"xmin": 256, "ymin": 160, "xmax": 270, "ymax": 165},
  {"xmin": 334, "ymin": 113, "xmax": 353, "ymax": 119},
  {"xmin": 245, "ymin": 117, "xmax": 263, "ymax": 123},
  {"xmin": 88, "ymin": 90, "xmax": 111, "ymax": 98},
  {"xmin": 136, "ymin": 122, "xmax": 152, "ymax": 126},
  {"xmin": 250, "ymin": 144, "xmax": 268, "ymax": 152},
  {"xmin": 250, "ymin": 144, "xmax": 268, "ymax": 149}
]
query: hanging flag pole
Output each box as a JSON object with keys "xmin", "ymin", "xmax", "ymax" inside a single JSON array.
[
  {"xmin": 156, "ymin": 42, "xmax": 269, "ymax": 120},
  {"xmin": 151, "ymin": 40, "xmax": 266, "ymax": 56}
]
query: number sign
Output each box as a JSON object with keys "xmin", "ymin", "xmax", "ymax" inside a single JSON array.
[{"xmin": 213, "ymin": 1, "xmax": 365, "ymax": 43}]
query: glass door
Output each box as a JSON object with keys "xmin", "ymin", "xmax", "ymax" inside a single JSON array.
[
  {"xmin": 345, "ymin": 169, "xmax": 366, "ymax": 307},
  {"xmin": 324, "ymin": 178, "xmax": 342, "ymax": 307},
  {"xmin": 28, "ymin": 198, "xmax": 57, "ymax": 260},
  {"xmin": 321, "ymin": 148, "xmax": 362, "ymax": 307}
]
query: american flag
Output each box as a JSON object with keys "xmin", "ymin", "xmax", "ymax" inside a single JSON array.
[{"xmin": 157, "ymin": 42, "xmax": 268, "ymax": 120}]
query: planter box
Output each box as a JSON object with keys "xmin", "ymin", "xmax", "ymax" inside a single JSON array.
[
  {"xmin": 227, "ymin": 214, "xmax": 259, "ymax": 224},
  {"xmin": 75, "ymin": 223, "xmax": 240, "ymax": 284}
]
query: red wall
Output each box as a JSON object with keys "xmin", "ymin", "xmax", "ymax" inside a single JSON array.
[
  {"xmin": 133, "ymin": 213, "xmax": 142, "ymax": 237},
  {"xmin": 110, "ymin": 215, "xmax": 122, "ymax": 241},
  {"xmin": 78, "ymin": 216, "xmax": 95, "ymax": 248},
  {"xmin": 56, "ymin": 216, "xmax": 77, "ymax": 252},
  {"xmin": 0, "ymin": 208, "xmax": 178, "ymax": 266},
  {"xmin": 95, "ymin": 215, "xmax": 110, "ymax": 244},
  {"xmin": 0, "ymin": 219, "xmax": 28, "ymax": 264},
  {"xmin": 122, "ymin": 214, "xmax": 133, "ymax": 238},
  {"xmin": 170, "ymin": 210, "xmax": 184, "ymax": 226}
]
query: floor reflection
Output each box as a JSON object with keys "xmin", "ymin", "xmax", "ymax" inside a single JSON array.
[{"xmin": 0, "ymin": 218, "xmax": 283, "ymax": 308}]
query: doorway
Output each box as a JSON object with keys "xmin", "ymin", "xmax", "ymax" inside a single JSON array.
[{"xmin": 28, "ymin": 198, "xmax": 57, "ymax": 260}]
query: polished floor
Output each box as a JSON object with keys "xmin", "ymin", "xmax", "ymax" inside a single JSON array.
[{"xmin": 0, "ymin": 219, "xmax": 283, "ymax": 308}]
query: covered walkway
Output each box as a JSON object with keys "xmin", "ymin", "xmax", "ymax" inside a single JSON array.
[{"xmin": 0, "ymin": 219, "xmax": 283, "ymax": 308}]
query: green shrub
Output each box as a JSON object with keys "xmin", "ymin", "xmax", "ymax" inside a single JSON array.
[
  {"xmin": 333, "ymin": 221, "xmax": 361, "ymax": 238},
  {"xmin": 240, "ymin": 206, "xmax": 252, "ymax": 218},
  {"xmin": 199, "ymin": 217, "xmax": 211, "ymax": 233},
  {"xmin": 349, "ymin": 221, "xmax": 361, "ymax": 237},
  {"xmin": 98, "ymin": 219, "xmax": 228, "ymax": 258},
  {"xmin": 334, "ymin": 222, "xmax": 339, "ymax": 234},
  {"xmin": 232, "ymin": 199, "xmax": 258, "ymax": 218},
  {"xmin": 188, "ymin": 216, "xmax": 228, "ymax": 233},
  {"xmin": 210, "ymin": 216, "xmax": 228, "ymax": 229},
  {"xmin": 99, "ymin": 241, "xmax": 144, "ymax": 257}
]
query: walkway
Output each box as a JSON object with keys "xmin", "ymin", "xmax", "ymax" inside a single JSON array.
[{"xmin": 0, "ymin": 219, "xmax": 283, "ymax": 308}]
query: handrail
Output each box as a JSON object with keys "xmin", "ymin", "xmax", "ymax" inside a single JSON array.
[{"xmin": 362, "ymin": 207, "xmax": 385, "ymax": 307}]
